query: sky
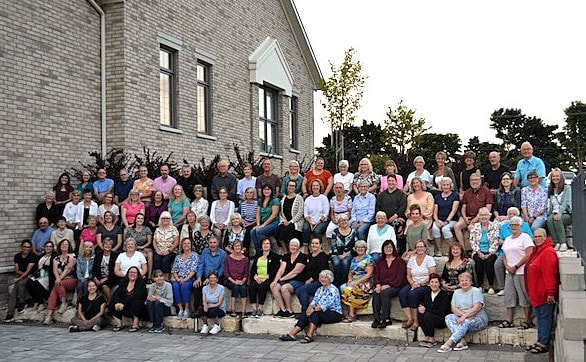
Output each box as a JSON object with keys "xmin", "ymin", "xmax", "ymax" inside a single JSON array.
[{"xmin": 294, "ymin": 0, "xmax": 586, "ymax": 148}]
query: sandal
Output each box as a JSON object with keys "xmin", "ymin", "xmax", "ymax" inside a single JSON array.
[
  {"xmin": 409, "ymin": 324, "xmax": 419, "ymax": 331},
  {"xmin": 342, "ymin": 315, "xmax": 356, "ymax": 323},
  {"xmin": 401, "ymin": 319, "xmax": 413, "ymax": 329},
  {"xmin": 129, "ymin": 326, "xmax": 140, "ymax": 333},
  {"xmin": 279, "ymin": 334, "xmax": 296, "ymax": 341},
  {"xmin": 300, "ymin": 335, "xmax": 314, "ymax": 344},
  {"xmin": 418, "ymin": 341, "xmax": 433, "ymax": 348},
  {"xmin": 112, "ymin": 325, "xmax": 124, "ymax": 332},
  {"xmin": 498, "ymin": 320, "xmax": 514, "ymax": 328},
  {"xmin": 453, "ymin": 343, "xmax": 469, "ymax": 351},
  {"xmin": 518, "ymin": 321, "xmax": 535, "ymax": 330},
  {"xmin": 230, "ymin": 311, "xmax": 237, "ymax": 318},
  {"xmin": 437, "ymin": 344, "xmax": 452, "ymax": 353},
  {"xmin": 529, "ymin": 344, "xmax": 548, "ymax": 354},
  {"xmin": 525, "ymin": 343, "xmax": 539, "ymax": 351}
]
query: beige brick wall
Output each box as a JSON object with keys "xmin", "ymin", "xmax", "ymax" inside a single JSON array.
[{"xmin": 0, "ymin": 0, "xmax": 101, "ymax": 268}]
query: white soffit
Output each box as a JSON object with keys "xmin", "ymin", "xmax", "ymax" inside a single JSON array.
[{"xmin": 249, "ymin": 37, "xmax": 294, "ymax": 96}]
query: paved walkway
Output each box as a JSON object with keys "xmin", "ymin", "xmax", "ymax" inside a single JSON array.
[{"xmin": 0, "ymin": 324, "xmax": 547, "ymax": 361}]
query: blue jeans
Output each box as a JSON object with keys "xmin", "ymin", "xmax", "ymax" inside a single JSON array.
[
  {"xmin": 251, "ymin": 222, "xmax": 279, "ymax": 252},
  {"xmin": 146, "ymin": 300, "xmax": 171, "ymax": 328},
  {"xmin": 351, "ymin": 222, "xmax": 371, "ymax": 240},
  {"xmin": 302, "ymin": 220, "xmax": 328, "ymax": 245},
  {"xmin": 295, "ymin": 280, "xmax": 321, "ymax": 313},
  {"xmin": 399, "ymin": 285, "xmax": 430, "ymax": 308},
  {"xmin": 445, "ymin": 313, "xmax": 488, "ymax": 344},
  {"xmin": 330, "ymin": 254, "xmax": 352, "ymax": 287},
  {"xmin": 172, "ymin": 280, "xmax": 194, "ymax": 305},
  {"xmin": 534, "ymin": 303, "xmax": 554, "ymax": 346}
]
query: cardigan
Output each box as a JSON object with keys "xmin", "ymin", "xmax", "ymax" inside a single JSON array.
[
  {"xmin": 112, "ymin": 279, "xmax": 147, "ymax": 306},
  {"xmin": 547, "ymin": 184, "xmax": 572, "ymax": 215},
  {"xmin": 420, "ymin": 289, "xmax": 452, "ymax": 317},
  {"xmin": 469, "ymin": 221, "xmax": 500, "ymax": 255},
  {"xmin": 249, "ymin": 251, "xmax": 281, "ymax": 281}
]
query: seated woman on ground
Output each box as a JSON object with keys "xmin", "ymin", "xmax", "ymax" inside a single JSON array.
[
  {"xmin": 224, "ymin": 239, "xmax": 249, "ymax": 318},
  {"xmin": 92, "ymin": 237, "xmax": 119, "ymax": 303},
  {"xmin": 171, "ymin": 238, "xmax": 198, "ymax": 320},
  {"xmin": 417, "ymin": 273, "xmax": 452, "ymax": 348},
  {"xmin": 26, "ymin": 241, "xmax": 56, "ymax": 312},
  {"xmin": 147, "ymin": 269, "xmax": 174, "ymax": 333},
  {"xmin": 110, "ymin": 266, "xmax": 147, "ymax": 332},
  {"xmin": 441, "ymin": 242, "xmax": 474, "ymax": 293},
  {"xmin": 76, "ymin": 242, "xmax": 95, "ymax": 297},
  {"xmin": 43, "ymin": 239, "xmax": 77, "ymax": 325},
  {"xmin": 249, "ymin": 238, "xmax": 281, "ymax": 318},
  {"xmin": 437, "ymin": 272, "xmax": 488, "ymax": 353},
  {"xmin": 270, "ymin": 238, "xmax": 307, "ymax": 318},
  {"xmin": 199, "ymin": 271, "xmax": 226, "ymax": 335},
  {"xmin": 68, "ymin": 280, "xmax": 106, "ymax": 332},
  {"xmin": 340, "ymin": 240, "xmax": 375, "ymax": 323},
  {"xmin": 280, "ymin": 270, "xmax": 343, "ymax": 344}
]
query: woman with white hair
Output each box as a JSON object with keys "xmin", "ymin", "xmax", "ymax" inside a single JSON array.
[
  {"xmin": 153, "ymin": 211, "xmax": 179, "ymax": 280},
  {"xmin": 333, "ymin": 160, "xmax": 354, "ymax": 194},
  {"xmin": 437, "ymin": 272, "xmax": 488, "ymax": 353},
  {"xmin": 367, "ymin": 211, "xmax": 397, "ymax": 262},
  {"xmin": 280, "ymin": 160, "xmax": 304, "ymax": 197},
  {"xmin": 279, "ymin": 269, "xmax": 343, "ymax": 343},
  {"xmin": 223, "ymin": 213, "xmax": 246, "ymax": 254},
  {"xmin": 325, "ymin": 182, "xmax": 353, "ymax": 243},
  {"xmin": 270, "ymin": 238, "xmax": 307, "ymax": 318},
  {"xmin": 353, "ymin": 158, "xmax": 379, "ymax": 194},
  {"xmin": 340, "ymin": 240, "xmax": 375, "ymax": 323},
  {"xmin": 432, "ymin": 178, "xmax": 460, "ymax": 256},
  {"xmin": 404, "ymin": 156, "xmax": 432, "ymax": 193}
]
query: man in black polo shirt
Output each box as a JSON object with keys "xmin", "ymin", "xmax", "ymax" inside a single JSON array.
[
  {"xmin": 483, "ymin": 151, "xmax": 510, "ymax": 194},
  {"xmin": 177, "ymin": 164, "xmax": 202, "ymax": 202},
  {"xmin": 5, "ymin": 240, "xmax": 37, "ymax": 322}
]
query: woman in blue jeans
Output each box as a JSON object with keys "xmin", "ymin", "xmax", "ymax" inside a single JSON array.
[
  {"xmin": 399, "ymin": 240, "xmax": 437, "ymax": 330},
  {"xmin": 171, "ymin": 238, "xmax": 198, "ymax": 319},
  {"xmin": 296, "ymin": 237, "xmax": 329, "ymax": 313},
  {"xmin": 330, "ymin": 215, "xmax": 358, "ymax": 286},
  {"xmin": 250, "ymin": 185, "xmax": 280, "ymax": 253}
]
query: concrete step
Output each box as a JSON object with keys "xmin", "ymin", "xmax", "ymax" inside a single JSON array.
[
  {"xmin": 554, "ymin": 319, "xmax": 584, "ymax": 362},
  {"xmin": 241, "ymin": 315, "xmax": 536, "ymax": 346},
  {"xmin": 559, "ymin": 255, "xmax": 585, "ymax": 292},
  {"xmin": 558, "ymin": 290, "xmax": 586, "ymax": 341}
]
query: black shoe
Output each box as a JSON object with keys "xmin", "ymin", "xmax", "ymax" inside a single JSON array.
[
  {"xmin": 275, "ymin": 310, "xmax": 286, "ymax": 318},
  {"xmin": 17, "ymin": 303, "xmax": 27, "ymax": 313},
  {"xmin": 68, "ymin": 325, "xmax": 81, "ymax": 333},
  {"xmin": 371, "ymin": 320, "xmax": 380, "ymax": 328},
  {"xmin": 378, "ymin": 320, "xmax": 391, "ymax": 328},
  {"xmin": 3, "ymin": 314, "xmax": 14, "ymax": 323},
  {"xmin": 286, "ymin": 311, "xmax": 295, "ymax": 318}
]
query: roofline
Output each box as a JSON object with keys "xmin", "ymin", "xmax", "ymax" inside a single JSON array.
[{"xmin": 280, "ymin": 0, "xmax": 324, "ymax": 89}]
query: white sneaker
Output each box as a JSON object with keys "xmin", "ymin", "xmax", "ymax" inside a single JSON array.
[
  {"xmin": 200, "ymin": 324, "xmax": 209, "ymax": 334},
  {"xmin": 559, "ymin": 243, "xmax": 568, "ymax": 252},
  {"xmin": 497, "ymin": 290, "xmax": 505, "ymax": 296},
  {"xmin": 177, "ymin": 310, "xmax": 184, "ymax": 319},
  {"xmin": 209, "ymin": 324, "xmax": 221, "ymax": 335},
  {"xmin": 554, "ymin": 244, "xmax": 561, "ymax": 251},
  {"xmin": 487, "ymin": 288, "xmax": 495, "ymax": 295},
  {"xmin": 91, "ymin": 324, "xmax": 100, "ymax": 332}
]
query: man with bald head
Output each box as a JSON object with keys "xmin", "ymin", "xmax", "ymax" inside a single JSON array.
[
  {"xmin": 483, "ymin": 151, "xmax": 510, "ymax": 194},
  {"xmin": 211, "ymin": 159, "xmax": 237, "ymax": 203},
  {"xmin": 514, "ymin": 142, "xmax": 546, "ymax": 188}
]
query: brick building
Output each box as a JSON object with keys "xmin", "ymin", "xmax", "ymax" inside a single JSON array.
[{"xmin": 0, "ymin": 0, "xmax": 322, "ymax": 270}]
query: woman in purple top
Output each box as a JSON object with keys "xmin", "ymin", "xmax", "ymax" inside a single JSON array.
[
  {"xmin": 145, "ymin": 190, "xmax": 168, "ymax": 232},
  {"xmin": 224, "ymin": 240, "xmax": 249, "ymax": 317}
]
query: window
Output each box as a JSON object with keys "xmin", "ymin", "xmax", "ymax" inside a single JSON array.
[
  {"xmin": 289, "ymin": 96, "xmax": 298, "ymax": 149},
  {"xmin": 258, "ymin": 86, "xmax": 278, "ymax": 154},
  {"xmin": 196, "ymin": 61, "xmax": 211, "ymax": 134},
  {"xmin": 160, "ymin": 46, "xmax": 177, "ymax": 127}
]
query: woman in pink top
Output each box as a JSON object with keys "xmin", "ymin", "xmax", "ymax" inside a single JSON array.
[
  {"xmin": 379, "ymin": 160, "xmax": 404, "ymax": 192},
  {"xmin": 121, "ymin": 189, "xmax": 145, "ymax": 228},
  {"xmin": 80, "ymin": 216, "xmax": 99, "ymax": 248}
]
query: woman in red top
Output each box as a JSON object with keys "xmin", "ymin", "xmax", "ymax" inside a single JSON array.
[
  {"xmin": 524, "ymin": 228, "xmax": 558, "ymax": 354},
  {"xmin": 302, "ymin": 157, "xmax": 333, "ymax": 197},
  {"xmin": 372, "ymin": 239, "xmax": 406, "ymax": 328}
]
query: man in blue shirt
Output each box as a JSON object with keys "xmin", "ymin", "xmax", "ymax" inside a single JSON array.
[
  {"xmin": 31, "ymin": 217, "xmax": 52, "ymax": 255},
  {"xmin": 514, "ymin": 142, "xmax": 546, "ymax": 188},
  {"xmin": 114, "ymin": 168, "xmax": 134, "ymax": 204},
  {"xmin": 93, "ymin": 168, "xmax": 114, "ymax": 203},
  {"xmin": 193, "ymin": 236, "xmax": 227, "ymax": 317}
]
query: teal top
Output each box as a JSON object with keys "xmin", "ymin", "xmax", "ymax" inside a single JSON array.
[
  {"xmin": 168, "ymin": 198, "xmax": 190, "ymax": 223},
  {"xmin": 258, "ymin": 197, "xmax": 280, "ymax": 224}
]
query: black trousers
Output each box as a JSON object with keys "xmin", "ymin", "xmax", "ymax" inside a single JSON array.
[
  {"xmin": 473, "ymin": 253, "xmax": 497, "ymax": 287},
  {"xmin": 26, "ymin": 279, "xmax": 49, "ymax": 304},
  {"xmin": 417, "ymin": 311, "xmax": 446, "ymax": 337},
  {"xmin": 295, "ymin": 310, "xmax": 343, "ymax": 329},
  {"xmin": 109, "ymin": 299, "xmax": 145, "ymax": 320},
  {"xmin": 372, "ymin": 286, "xmax": 401, "ymax": 321},
  {"xmin": 276, "ymin": 223, "xmax": 300, "ymax": 248},
  {"xmin": 249, "ymin": 279, "xmax": 271, "ymax": 305}
]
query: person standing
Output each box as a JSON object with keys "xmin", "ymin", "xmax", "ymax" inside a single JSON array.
[
  {"xmin": 177, "ymin": 164, "xmax": 202, "ymax": 202},
  {"xmin": 256, "ymin": 158, "xmax": 281, "ymax": 197},
  {"xmin": 211, "ymin": 159, "xmax": 238, "ymax": 203},
  {"xmin": 93, "ymin": 168, "xmax": 114, "ymax": 204},
  {"xmin": 114, "ymin": 168, "xmax": 133, "ymax": 205},
  {"xmin": 514, "ymin": 142, "xmax": 546, "ymax": 188},
  {"xmin": 483, "ymin": 151, "xmax": 510, "ymax": 194},
  {"xmin": 153, "ymin": 164, "xmax": 177, "ymax": 201}
]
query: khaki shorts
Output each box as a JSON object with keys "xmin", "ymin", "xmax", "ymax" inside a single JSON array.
[{"xmin": 504, "ymin": 273, "xmax": 530, "ymax": 308}]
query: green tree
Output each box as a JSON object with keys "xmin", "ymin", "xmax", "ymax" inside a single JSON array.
[
  {"xmin": 317, "ymin": 120, "xmax": 388, "ymax": 172},
  {"xmin": 320, "ymin": 48, "xmax": 366, "ymax": 163},
  {"xmin": 490, "ymin": 108, "xmax": 562, "ymax": 170},
  {"xmin": 382, "ymin": 100, "xmax": 430, "ymax": 173},
  {"xmin": 465, "ymin": 136, "xmax": 502, "ymax": 171},
  {"xmin": 562, "ymin": 101, "xmax": 586, "ymax": 170},
  {"xmin": 412, "ymin": 133, "xmax": 462, "ymax": 171}
]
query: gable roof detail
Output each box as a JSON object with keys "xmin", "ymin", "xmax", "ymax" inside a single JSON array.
[{"xmin": 249, "ymin": 37, "xmax": 294, "ymax": 96}]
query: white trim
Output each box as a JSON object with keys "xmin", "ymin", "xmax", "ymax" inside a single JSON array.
[
  {"xmin": 0, "ymin": 266, "xmax": 13, "ymax": 273},
  {"xmin": 195, "ymin": 49, "xmax": 217, "ymax": 65},
  {"xmin": 249, "ymin": 37, "xmax": 294, "ymax": 96},
  {"xmin": 157, "ymin": 31, "xmax": 183, "ymax": 50},
  {"xmin": 289, "ymin": 148, "xmax": 301, "ymax": 154},
  {"xmin": 196, "ymin": 133, "xmax": 217, "ymax": 141},
  {"xmin": 159, "ymin": 125, "xmax": 183, "ymax": 134},
  {"xmin": 260, "ymin": 152, "xmax": 283, "ymax": 160}
]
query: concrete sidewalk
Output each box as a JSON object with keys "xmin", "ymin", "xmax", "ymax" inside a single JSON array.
[{"xmin": 0, "ymin": 323, "xmax": 547, "ymax": 361}]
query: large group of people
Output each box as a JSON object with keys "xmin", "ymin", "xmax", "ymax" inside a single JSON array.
[{"xmin": 7, "ymin": 141, "xmax": 566, "ymax": 354}]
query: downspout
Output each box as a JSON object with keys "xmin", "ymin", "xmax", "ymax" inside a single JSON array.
[{"xmin": 86, "ymin": 0, "xmax": 107, "ymax": 156}]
